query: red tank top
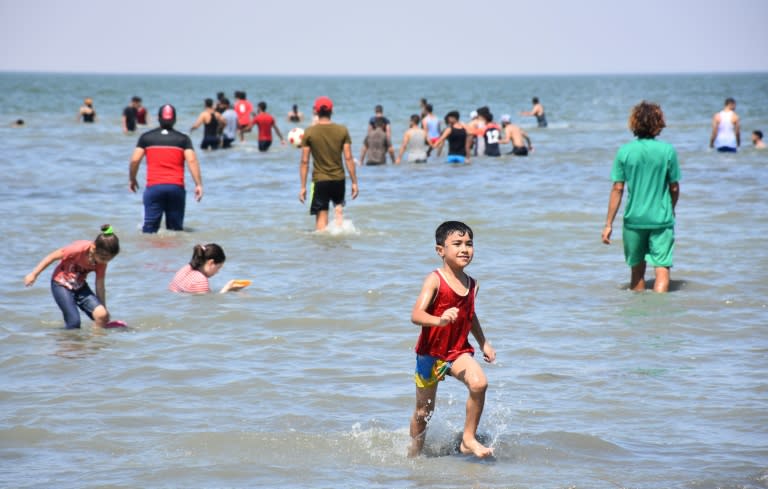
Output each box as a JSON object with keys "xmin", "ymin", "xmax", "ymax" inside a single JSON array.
[{"xmin": 414, "ymin": 270, "xmax": 476, "ymax": 361}]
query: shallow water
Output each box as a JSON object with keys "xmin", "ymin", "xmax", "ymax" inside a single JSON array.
[{"xmin": 1, "ymin": 73, "xmax": 767, "ymax": 489}]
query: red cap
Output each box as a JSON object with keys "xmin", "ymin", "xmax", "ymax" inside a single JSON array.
[
  {"xmin": 314, "ymin": 96, "xmax": 333, "ymax": 113},
  {"xmin": 160, "ymin": 104, "xmax": 175, "ymax": 121}
]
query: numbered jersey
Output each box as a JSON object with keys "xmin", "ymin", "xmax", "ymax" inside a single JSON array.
[{"xmin": 483, "ymin": 124, "xmax": 502, "ymax": 157}]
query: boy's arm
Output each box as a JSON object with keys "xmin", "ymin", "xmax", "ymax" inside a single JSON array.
[
  {"xmin": 190, "ymin": 112, "xmax": 205, "ymax": 131},
  {"xmin": 25, "ymin": 248, "xmax": 64, "ymax": 286},
  {"xmin": 411, "ymin": 273, "xmax": 457, "ymax": 327},
  {"xmin": 396, "ymin": 132, "xmax": 410, "ymax": 163},
  {"xmin": 273, "ymin": 122, "xmax": 285, "ymax": 143},
  {"xmin": 602, "ymin": 181, "xmax": 624, "ymax": 244},
  {"xmin": 343, "ymin": 143, "xmax": 359, "ymax": 199},
  {"xmin": 359, "ymin": 145, "xmax": 367, "ymax": 166},
  {"xmin": 670, "ymin": 181, "xmax": 680, "ymax": 213},
  {"xmin": 470, "ymin": 314, "xmax": 495, "ymax": 363},
  {"xmin": 709, "ymin": 114, "xmax": 719, "ymax": 148},
  {"xmin": 734, "ymin": 115, "xmax": 740, "ymax": 147}
]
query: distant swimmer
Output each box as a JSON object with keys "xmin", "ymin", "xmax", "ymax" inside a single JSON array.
[
  {"xmin": 481, "ymin": 111, "xmax": 502, "ymax": 157},
  {"xmin": 299, "ymin": 96, "xmax": 359, "ymax": 232},
  {"xmin": 396, "ymin": 114, "xmax": 430, "ymax": 164},
  {"xmin": 432, "ymin": 111, "xmax": 471, "ymax": 164},
  {"xmin": 219, "ymin": 98, "xmax": 238, "ymax": 149},
  {"xmin": 521, "ymin": 96, "xmax": 548, "ymax": 128},
  {"xmin": 122, "ymin": 96, "xmax": 139, "ymax": 133},
  {"xmin": 369, "ymin": 104, "xmax": 392, "ymax": 142},
  {"xmin": 250, "ymin": 101, "xmax": 286, "ymax": 152},
  {"xmin": 169, "ymin": 243, "xmax": 247, "ymax": 294},
  {"xmin": 602, "ymin": 101, "xmax": 680, "ymax": 293},
  {"xmin": 499, "ymin": 115, "xmax": 533, "ymax": 156},
  {"xmin": 422, "ymin": 103, "xmax": 442, "ymax": 157},
  {"xmin": 287, "ymin": 104, "xmax": 304, "ymax": 123},
  {"xmin": 710, "ymin": 98, "xmax": 740, "ymax": 152},
  {"xmin": 408, "ymin": 221, "xmax": 496, "ymax": 459},
  {"xmin": 135, "ymin": 97, "xmax": 149, "ymax": 126},
  {"xmin": 234, "ymin": 91, "xmax": 254, "ymax": 142},
  {"xmin": 129, "ymin": 104, "xmax": 203, "ymax": 233},
  {"xmin": 359, "ymin": 118, "xmax": 396, "ymax": 165},
  {"xmin": 79, "ymin": 98, "xmax": 96, "ymax": 123},
  {"xmin": 12, "ymin": 119, "xmax": 24, "ymax": 127},
  {"xmin": 752, "ymin": 130, "xmax": 766, "ymax": 149},
  {"xmin": 190, "ymin": 98, "xmax": 225, "ymax": 150}
]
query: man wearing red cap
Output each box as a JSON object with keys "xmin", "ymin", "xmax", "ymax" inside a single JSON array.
[
  {"xmin": 129, "ymin": 104, "xmax": 203, "ymax": 233},
  {"xmin": 299, "ymin": 96, "xmax": 359, "ymax": 231}
]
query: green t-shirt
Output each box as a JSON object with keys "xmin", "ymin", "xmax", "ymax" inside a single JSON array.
[
  {"xmin": 611, "ymin": 138, "xmax": 681, "ymax": 229},
  {"xmin": 303, "ymin": 123, "xmax": 351, "ymax": 182}
]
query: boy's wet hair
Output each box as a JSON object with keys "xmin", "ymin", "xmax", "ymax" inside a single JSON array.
[
  {"xmin": 94, "ymin": 224, "xmax": 120, "ymax": 257},
  {"xmin": 753, "ymin": 130, "xmax": 763, "ymax": 139},
  {"xmin": 532, "ymin": 97, "xmax": 540, "ymax": 104},
  {"xmin": 258, "ymin": 101, "xmax": 267, "ymax": 111},
  {"xmin": 205, "ymin": 98, "xmax": 214, "ymax": 108},
  {"xmin": 410, "ymin": 114, "xmax": 421, "ymax": 125},
  {"xmin": 628, "ymin": 100, "xmax": 665, "ymax": 139},
  {"xmin": 444, "ymin": 111, "xmax": 460, "ymax": 124},
  {"xmin": 435, "ymin": 221, "xmax": 473, "ymax": 245},
  {"xmin": 189, "ymin": 243, "xmax": 226, "ymax": 271}
]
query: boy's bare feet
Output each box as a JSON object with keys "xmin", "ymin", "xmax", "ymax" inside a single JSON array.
[{"xmin": 460, "ymin": 438, "xmax": 493, "ymax": 458}]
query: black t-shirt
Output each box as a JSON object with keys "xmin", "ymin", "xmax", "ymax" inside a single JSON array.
[{"xmin": 123, "ymin": 106, "xmax": 138, "ymax": 131}]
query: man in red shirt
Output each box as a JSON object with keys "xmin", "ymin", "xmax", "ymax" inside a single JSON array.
[
  {"xmin": 250, "ymin": 101, "xmax": 285, "ymax": 152},
  {"xmin": 129, "ymin": 104, "xmax": 203, "ymax": 233},
  {"xmin": 233, "ymin": 91, "xmax": 254, "ymax": 142}
]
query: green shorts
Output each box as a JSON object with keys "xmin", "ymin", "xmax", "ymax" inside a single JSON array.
[{"xmin": 622, "ymin": 226, "xmax": 674, "ymax": 268}]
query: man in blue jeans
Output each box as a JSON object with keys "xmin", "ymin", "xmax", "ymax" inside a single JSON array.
[{"xmin": 129, "ymin": 104, "xmax": 203, "ymax": 233}]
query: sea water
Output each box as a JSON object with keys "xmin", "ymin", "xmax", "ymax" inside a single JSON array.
[{"xmin": 0, "ymin": 72, "xmax": 767, "ymax": 489}]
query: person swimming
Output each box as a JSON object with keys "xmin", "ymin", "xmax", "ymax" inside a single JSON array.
[
  {"xmin": 287, "ymin": 104, "xmax": 304, "ymax": 123},
  {"xmin": 521, "ymin": 97, "xmax": 548, "ymax": 128}
]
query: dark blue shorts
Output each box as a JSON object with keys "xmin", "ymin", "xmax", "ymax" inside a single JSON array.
[
  {"xmin": 142, "ymin": 184, "xmax": 186, "ymax": 233},
  {"xmin": 716, "ymin": 146, "xmax": 737, "ymax": 153},
  {"xmin": 201, "ymin": 136, "xmax": 220, "ymax": 150},
  {"xmin": 51, "ymin": 280, "xmax": 102, "ymax": 329},
  {"xmin": 258, "ymin": 140, "xmax": 272, "ymax": 152}
]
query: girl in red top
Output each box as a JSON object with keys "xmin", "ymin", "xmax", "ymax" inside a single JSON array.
[
  {"xmin": 169, "ymin": 243, "xmax": 246, "ymax": 294},
  {"xmin": 24, "ymin": 225, "xmax": 120, "ymax": 329},
  {"xmin": 409, "ymin": 221, "xmax": 496, "ymax": 459}
]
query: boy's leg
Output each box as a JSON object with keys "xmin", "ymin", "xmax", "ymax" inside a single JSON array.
[
  {"xmin": 333, "ymin": 204, "xmax": 344, "ymax": 227},
  {"xmin": 142, "ymin": 186, "xmax": 164, "ymax": 233},
  {"xmin": 630, "ymin": 262, "xmax": 647, "ymax": 291},
  {"xmin": 409, "ymin": 384, "xmax": 438, "ymax": 457},
  {"xmin": 653, "ymin": 267, "xmax": 670, "ymax": 292},
  {"xmin": 649, "ymin": 227, "xmax": 674, "ymax": 293},
  {"xmin": 315, "ymin": 211, "xmax": 329, "ymax": 231},
  {"xmin": 164, "ymin": 185, "xmax": 187, "ymax": 231},
  {"xmin": 51, "ymin": 281, "xmax": 82, "ymax": 329},
  {"xmin": 450, "ymin": 353, "xmax": 493, "ymax": 458}
]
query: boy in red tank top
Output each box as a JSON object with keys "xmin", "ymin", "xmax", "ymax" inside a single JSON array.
[{"xmin": 409, "ymin": 221, "xmax": 496, "ymax": 458}]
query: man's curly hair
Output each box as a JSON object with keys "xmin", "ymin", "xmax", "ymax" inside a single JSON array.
[{"xmin": 629, "ymin": 101, "xmax": 665, "ymax": 138}]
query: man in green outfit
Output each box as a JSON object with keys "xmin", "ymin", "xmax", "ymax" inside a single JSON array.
[
  {"xmin": 299, "ymin": 96, "xmax": 359, "ymax": 231},
  {"xmin": 602, "ymin": 101, "xmax": 681, "ymax": 292}
]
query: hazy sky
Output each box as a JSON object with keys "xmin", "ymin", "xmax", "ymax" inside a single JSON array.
[{"xmin": 1, "ymin": 0, "xmax": 766, "ymax": 75}]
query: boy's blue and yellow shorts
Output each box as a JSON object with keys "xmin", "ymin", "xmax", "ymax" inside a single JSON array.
[{"xmin": 414, "ymin": 354, "xmax": 452, "ymax": 388}]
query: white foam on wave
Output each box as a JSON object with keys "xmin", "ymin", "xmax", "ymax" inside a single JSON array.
[{"xmin": 321, "ymin": 218, "xmax": 360, "ymax": 236}]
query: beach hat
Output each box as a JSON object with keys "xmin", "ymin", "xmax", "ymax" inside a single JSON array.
[
  {"xmin": 158, "ymin": 104, "xmax": 177, "ymax": 128},
  {"xmin": 314, "ymin": 96, "xmax": 333, "ymax": 112},
  {"xmin": 470, "ymin": 110, "xmax": 478, "ymax": 119},
  {"xmin": 500, "ymin": 114, "xmax": 511, "ymax": 123}
]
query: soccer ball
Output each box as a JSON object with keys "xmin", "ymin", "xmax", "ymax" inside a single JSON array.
[{"xmin": 287, "ymin": 127, "xmax": 304, "ymax": 148}]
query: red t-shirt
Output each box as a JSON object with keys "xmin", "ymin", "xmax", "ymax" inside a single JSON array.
[
  {"xmin": 168, "ymin": 264, "xmax": 210, "ymax": 293},
  {"xmin": 136, "ymin": 127, "xmax": 193, "ymax": 187},
  {"xmin": 52, "ymin": 241, "xmax": 106, "ymax": 290},
  {"xmin": 414, "ymin": 270, "xmax": 476, "ymax": 361},
  {"xmin": 252, "ymin": 112, "xmax": 275, "ymax": 142},
  {"xmin": 234, "ymin": 100, "xmax": 253, "ymax": 126}
]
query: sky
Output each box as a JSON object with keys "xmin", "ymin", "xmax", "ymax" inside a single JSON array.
[{"xmin": 1, "ymin": 0, "xmax": 766, "ymax": 75}]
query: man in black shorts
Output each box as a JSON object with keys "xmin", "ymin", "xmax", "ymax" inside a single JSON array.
[{"xmin": 298, "ymin": 96, "xmax": 359, "ymax": 231}]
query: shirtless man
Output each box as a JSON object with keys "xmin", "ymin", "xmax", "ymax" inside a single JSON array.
[
  {"xmin": 521, "ymin": 97, "xmax": 547, "ymax": 128},
  {"xmin": 500, "ymin": 115, "xmax": 533, "ymax": 156}
]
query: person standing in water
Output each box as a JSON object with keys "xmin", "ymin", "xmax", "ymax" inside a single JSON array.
[
  {"xmin": 396, "ymin": 114, "xmax": 430, "ymax": 163},
  {"xmin": 752, "ymin": 130, "xmax": 766, "ymax": 149},
  {"xmin": 299, "ymin": 96, "xmax": 359, "ymax": 231},
  {"xmin": 709, "ymin": 97, "xmax": 740, "ymax": 152},
  {"xmin": 409, "ymin": 220, "xmax": 496, "ymax": 459},
  {"xmin": 432, "ymin": 111, "xmax": 471, "ymax": 164},
  {"xmin": 190, "ymin": 98, "xmax": 225, "ymax": 150},
  {"xmin": 499, "ymin": 115, "xmax": 533, "ymax": 156},
  {"xmin": 78, "ymin": 98, "xmax": 96, "ymax": 123},
  {"xmin": 24, "ymin": 224, "xmax": 120, "ymax": 329},
  {"xmin": 602, "ymin": 101, "xmax": 681, "ymax": 293},
  {"xmin": 422, "ymin": 103, "xmax": 442, "ymax": 157},
  {"xmin": 287, "ymin": 104, "xmax": 304, "ymax": 123},
  {"xmin": 521, "ymin": 97, "xmax": 547, "ymax": 128}
]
